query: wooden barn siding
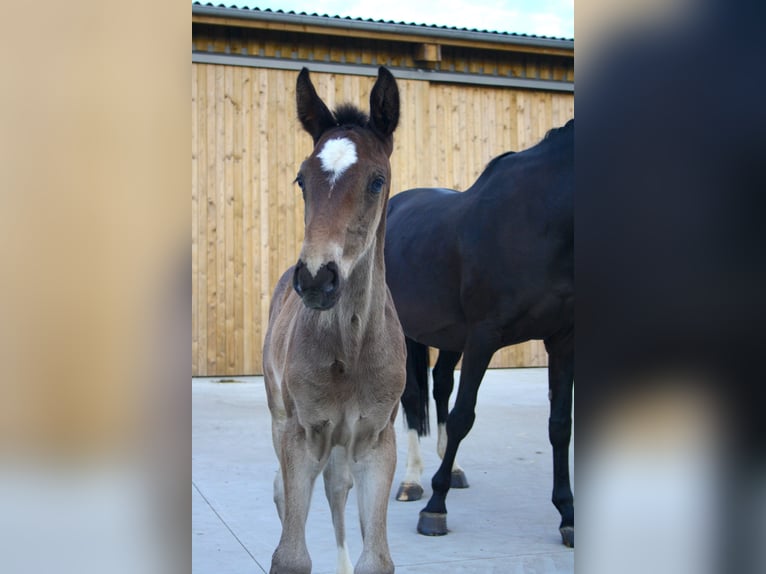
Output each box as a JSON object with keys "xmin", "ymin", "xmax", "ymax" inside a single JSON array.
[
  {"xmin": 193, "ymin": 25, "xmax": 574, "ymax": 84},
  {"xmin": 192, "ymin": 65, "xmax": 573, "ymax": 376}
]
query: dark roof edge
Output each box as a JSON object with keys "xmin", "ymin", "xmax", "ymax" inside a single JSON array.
[{"xmin": 192, "ymin": 4, "xmax": 574, "ymax": 51}]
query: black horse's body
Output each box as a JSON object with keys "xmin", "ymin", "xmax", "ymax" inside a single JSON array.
[{"xmin": 384, "ymin": 119, "xmax": 574, "ymax": 545}]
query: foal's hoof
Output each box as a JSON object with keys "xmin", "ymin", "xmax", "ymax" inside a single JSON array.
[
  {"xmin": 560, "ymin": 526, "xmax": 574, "ymax": 548},
  {"xmin": 417, "ymin": 511, "xmax": 448, "ymax": 536},
  {"xmin": 450, "ymin": 469, "xmax": 469, "ymax": 488},
  {"xmin": 396, "ymin": 482, "xmax": 424, "ymax": 501}
]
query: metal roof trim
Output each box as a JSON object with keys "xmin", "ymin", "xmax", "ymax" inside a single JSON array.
[
  {"xmin": 192, "ymin": 4, "xmax": 574, "ymax": 51},
  {"xmin": 192, "ymin": 52, "xmax": 575, "ymax": 92}
]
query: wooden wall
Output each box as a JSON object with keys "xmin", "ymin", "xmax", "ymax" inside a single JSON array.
[
  {"xmin": 192, "ymin": 24, "xmax": 575, "ymax": 83},
  {"xmin": 192, "ymin": 65, "xmax": 573, "ymax": 376}
]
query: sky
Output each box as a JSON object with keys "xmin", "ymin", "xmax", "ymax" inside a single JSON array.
[{"xmin": 225, "ymin": 1, "xmax": 574, "ymax": 39}]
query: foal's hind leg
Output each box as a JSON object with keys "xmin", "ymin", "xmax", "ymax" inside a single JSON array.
[
  {"xmin": 432, "ymin": 350, "xmax": 468, "ymax": 488},
  {"xmin": 323, "ymin": 446, "xmax": 354, "ymax": 574},
  {"xmin": 351, "ymin": 422, "xmax": 397, "ymax": 574},
  {"xmin": 545, "ymin": 330, "xmax": 575, "ymax": 547}
]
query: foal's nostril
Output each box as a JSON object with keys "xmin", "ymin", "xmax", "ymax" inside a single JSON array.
[
  {"xmin": 292, "ymin": 260, "xmax": 306, "ymax": 296},
  {"xmin": 293, "ymin": 259, "xmax": 341, "ymax": 309},
  {"xmin": 323, "ymin": 261, "xmax": 339, "ymax": 293}
]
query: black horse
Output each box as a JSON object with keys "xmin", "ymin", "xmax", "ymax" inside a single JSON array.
[{"xmin": 384, "ymin": 119, "xmax": 574, "ymax": 546}]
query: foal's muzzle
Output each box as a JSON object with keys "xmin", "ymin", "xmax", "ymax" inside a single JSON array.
[{"xmin": 293, "ymin": 260, "xmax": 341, "ymax": 310}]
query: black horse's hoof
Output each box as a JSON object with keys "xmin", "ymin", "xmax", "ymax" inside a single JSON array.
[
  {"xmin": 417, "ymin": 511, "xmax": 448, "ymax": 536},
  {"xmin": 560, "ymin": 526, "xmax": 574, "ymax": 548},
  {"xmin": 395, "ymin": 482, "xmax": 424, "ymax": 501},
  {"xmin": 450, "ymin": 469, "xmax": 469, "ymax": 488}
]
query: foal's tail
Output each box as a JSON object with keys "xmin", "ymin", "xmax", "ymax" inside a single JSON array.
[{"xmin": 401, "ymin": 337, "xmax": 431, "ymax": 436}]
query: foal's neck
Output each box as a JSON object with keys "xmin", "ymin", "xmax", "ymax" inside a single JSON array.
[
  {"xmin": 341, "ymin": 238, "xmax": 387, "ymax": 323},
  {"xmin": 317, "ymin": 236, "xmax": 387, "ymax": 359}
]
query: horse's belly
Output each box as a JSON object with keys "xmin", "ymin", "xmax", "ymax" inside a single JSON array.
[{"xmin": 405, "ymin": 321, "xmax": 466, "ymax": 353}]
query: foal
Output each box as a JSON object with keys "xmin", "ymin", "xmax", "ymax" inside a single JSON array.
[{"xmin": 262, "ymin": 67, "xmax": 405, "ymax": 574}]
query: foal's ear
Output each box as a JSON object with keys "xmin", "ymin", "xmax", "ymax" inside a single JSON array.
[
  {"xmin": 296, "ymin": 68, "xmax": 336, "ymax": 144},
  {"xmin": 369, "ymin": 67, "xmax": 400, "ymax": 144}
]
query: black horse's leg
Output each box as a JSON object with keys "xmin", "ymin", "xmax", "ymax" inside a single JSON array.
[
  {"xmin": 396, "ymin": 337, "xmax": 430, "ymax": 501},
  {"xmin": 432, "ymin": 350, "xmax": 468, "ymax": 488},
  {"xmin": 545, "ymin": 329, "xmax": 574, "ymax": 547},
  {"xmin": 418, "ymin": 329, "xmax": 496, "ymax": 535}
]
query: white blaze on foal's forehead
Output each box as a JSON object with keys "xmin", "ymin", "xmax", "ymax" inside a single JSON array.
[{"xmin": 317, "ymin": 137, "xmax": 357, "ymax": 185}]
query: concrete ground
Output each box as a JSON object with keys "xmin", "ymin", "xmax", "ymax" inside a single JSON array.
[{"xmin": 193, "ymin": 368, "xmax": 574, "ymax": 573}]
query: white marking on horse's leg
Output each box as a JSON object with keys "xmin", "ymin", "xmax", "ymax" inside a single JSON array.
[
  {"xmin": 336, "ymin": 542, "xmax": 353, "ymax": 574},
  {"xmin": 317, "ymin": 137, "xmax": 357, "ymax": 186},
  {"xmin": 437, "ymin": 423, "xmax": 463, "ymax": 473},
  {"xmin": 403, "ymin": 429, "xmax": 424, "ymax": 485},
  {"xmin": 437, "ymin": 423, "xmax": 447, "ymax": 458}
]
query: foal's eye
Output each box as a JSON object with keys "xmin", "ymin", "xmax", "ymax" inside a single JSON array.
[
  {"xmin": 369, "ymin": 176, "xmax": 385, "ymax": 195},
  {"xmin": 294, "ymin": 174, "xmax": 305, "ymax": 190}
]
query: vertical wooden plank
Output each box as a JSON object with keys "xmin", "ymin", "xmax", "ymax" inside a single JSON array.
[
  {"xmin": 509, "ymin": 55, "xmax": 524, "ymax": 79},
  {"xmin": 191, "ymin": 64, "xmax": 199, "ymax": 376},
  {"xmin": 232, "ymin": 66, "xmax": 245, "ymax": 375},
  {"xmin": 525, "ymin": 54, "xmax": 538, "ymax": 79},
  {"xmin": 454, "ymin": 86, "xmax": 467, "ymax": 189},
  {"xmin": 223, "ymin": 65, "xmax": 236, "ymax": 375},
  {"xmin": 266, "ymin": 69, "xmax": 278, "ymax": 299},
  {"xmin": 409, "ymin": 80, "xmax": 421, "ymax": 188},
  {"xmin": 251, "ymin": 67, "xmax": 264, "ymax": 375},
  {"xmin": 284, "ymin": 70, "xmax": 298, "ymax": 276},
  {"xmin": 538, "ymin": 91, "xmax": 552, "ymax": 138},
  {"xmin": 241, "ymin": 67, "xmax": 253, "ymax": 375},
  {"xmin": 275, "ymin": 71, "xmax": 289, "ymax": 293},
  {"xmin": 499, "ymin": 87, "xmax": 513, "ymax": 153},
  {"xmin": 444, "ymin": 84, "xmax": 454, "ymax": 189},
  {"xmin": 216, "ymin": 65, "xmax": 228, "ymax": 373},
  {"xmin": 552, "ymin": 60, "xmax": 564, "ymax": 82},
  {"xmin": 213, "ymin": 27, "xmax": 227, "ymax": 54},
  {"xmin": 427, "ymin": 84, "xmax": 440, "ymax": 188},
  {"xmin": 196, "ymin": 65, "xmax": 209, "ymax": 377},
  {"xmin": 483, "ymin": 87, "xmax": 495, "ymax": 160},
  {"xmin": 389, "ymin": 76, "xmax": 404, "ymax": 194},
  {"xmin": 518, "ymin": 90, "xmax": 533, "ymax": 149},
  {"xmin": 206, "ymin": 64, "xmax": 218, "ymax": 375},
  {"xmin": 258, "ymin": 69, "xmax": 271, "ymax": 374},
  {"xmin": 401, "ymin": 78, "xmax": 412, "ymax": 189},
  {"xmin": 471, "ymin": 86, "xmax": 483, "ymax": 183},
  {"xmin": 550, "ymin": 93, "xmax": 560, "ymax": 128}
]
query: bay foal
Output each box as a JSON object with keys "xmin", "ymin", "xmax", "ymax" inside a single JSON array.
[{"xmin": 263, "ymin": 67, "xmax": 405, "ymax": 574}]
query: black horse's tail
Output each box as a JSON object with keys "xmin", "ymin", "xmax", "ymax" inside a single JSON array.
[{"xmin": 401, "ymin": 337, "xmax": 431, "ymax": 436}]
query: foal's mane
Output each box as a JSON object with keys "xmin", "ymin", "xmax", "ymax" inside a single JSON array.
[{"xmin": 333, "ymin": 104, "xmax": 369, "ymax": 128}]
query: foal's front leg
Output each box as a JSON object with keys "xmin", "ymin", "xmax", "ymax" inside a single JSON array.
[
  {"xmin": 271, "ymin": 421, "xmax": 326, "ymax": 574},
  {"xmin": 351, "ymin": 422, "xmax": 397, "ymax": 574}
]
